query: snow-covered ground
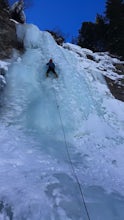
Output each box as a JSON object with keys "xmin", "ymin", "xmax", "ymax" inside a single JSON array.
[{"xmin": 0, "ymin": 23, "xmax": 124, "ymax": 220}]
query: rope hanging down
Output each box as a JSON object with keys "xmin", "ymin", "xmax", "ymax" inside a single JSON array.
[{"xmin": 53, "ymin": 87, "xmax": 91, "ymax": 220}]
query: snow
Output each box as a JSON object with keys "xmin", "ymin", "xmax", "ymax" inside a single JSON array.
[
  {"xmin": 0, "ymin": 61, "xmax": 10, "ymax": 89},
  {"xmin": 0, "ymin": 23, "xmax": 124, "ymax": 219},
  {"xmin": 0, "ymin": 60, "xmax": 10, "ymax": 71}
]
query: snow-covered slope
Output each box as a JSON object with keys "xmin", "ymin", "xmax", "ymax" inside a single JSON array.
[{"xmin": 0, "ymin": 23, "xmax": 124, "ymax": 220}]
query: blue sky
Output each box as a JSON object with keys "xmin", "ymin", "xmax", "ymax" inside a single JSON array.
[{"xmin": 25, "ymin": 0, "xmax": 106, "ymax": 41}]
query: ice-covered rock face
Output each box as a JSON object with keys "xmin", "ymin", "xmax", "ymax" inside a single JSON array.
[
  {"xmin": 0, "ymin": 75, "xmax": 6, "ymax": 89},
  {"xmin": 0, "ymin": 10, "xmax": 18, "ymax": 59},
  {"xmin": 0, "ymin": 23, "xmax": 124, "ymax": 219}
]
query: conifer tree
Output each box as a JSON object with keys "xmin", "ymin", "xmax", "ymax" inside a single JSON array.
[
  {"xmin": 105, "ymin": 0, "xmax": 124, "ymax": 57},
  {"xmin": 78, "ymin": 22, "xmax": 96, "ymax": 51},
  {"xmin": 78, "ymin": 17, "xmax": 107, "ymax": 52},
  {"xmin": 105, "ymin": 0, "xmax": 123, "ymax": 24},
  {"xmin": 77, "ymin": 0, "xmax": 124, "ymax": 58}
]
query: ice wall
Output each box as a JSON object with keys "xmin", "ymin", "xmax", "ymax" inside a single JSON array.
[{"xmin": 0, "ymin": 23, "xmax": 123, "ymax": 220}]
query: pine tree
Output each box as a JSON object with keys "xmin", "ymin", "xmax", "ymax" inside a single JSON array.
[
  {"xmin": 78, "ymin": 18, "xmax": 107, "ymax": 52},
  {"xmin": 77, "ymin": 0, "xmax": 124, "ymax": 58},
  {"xmin": 105, "ymin": 0, "xmax": 124, "ymax": 24},
  {"xmin": 105, "ymin": 0, "xmax": 124, "ymax": 57},
  {"xmin": 78, "ymin": 22, "xmax": 96, "ymax": 51}
]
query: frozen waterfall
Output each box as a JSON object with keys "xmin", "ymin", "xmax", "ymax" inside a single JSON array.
[{"xmin": 0, "ymin": 23, "xmax": 124, "ymax": 220}]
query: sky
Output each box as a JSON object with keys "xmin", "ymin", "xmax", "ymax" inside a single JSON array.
[{"xmin": 25, "ymin": 0, "xmax": 106, "ymax": 42}]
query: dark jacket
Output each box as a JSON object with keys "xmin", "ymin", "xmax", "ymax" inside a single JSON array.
[{"xmin": 47, "ymin": 62, "xmax": 55, "ymax": 69}]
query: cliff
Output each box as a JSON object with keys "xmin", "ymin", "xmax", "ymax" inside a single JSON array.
[{"xmin": 0, "ymin": 9, "xmax": 23, "ymax": 59}]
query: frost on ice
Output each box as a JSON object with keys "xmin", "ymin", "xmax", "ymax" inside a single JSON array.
[{"xmin": 0, "ymin": 23, "xmax": 124, "ymax": 219}]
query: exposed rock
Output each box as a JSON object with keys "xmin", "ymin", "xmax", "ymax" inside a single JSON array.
[
  {"xmin": 105, "ymin": 62, "xmax": 124, "ymax": 101},
  {"xmin": 0, "ymin": 9, "xmax": 23, "ymax": 59},
  {"xmin": 105, "ymin": 76, "xmax": 124, "ymax": 102},
  {"xmin": 86, "ymin": 54, "xmax": 96, "ymax": 62},
  {"xmin": 114, "ymin": 63, "xmax": 124, "ymax": 75},
  {"xmin": 0, "ymin": 68, "xmax": 6, "ymax": 76},
  {"xmin": 46, "ymin": 30, "xmax": 65, "ymax": 46}
]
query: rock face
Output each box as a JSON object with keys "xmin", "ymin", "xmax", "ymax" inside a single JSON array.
[
  {"xmin": 105, "ymin": 62, "xmax": 124, "ymax": 102},
  {"xmin": 105, "ymin": 76, "xmax": 124, "ymax": 102},
  {"xmin": 0, "ymin": 9, "xmax": 22, "ymax": 59},
  {"xmin": 46, "ymin": 30, "xmax": 65, "ymax": 46}
]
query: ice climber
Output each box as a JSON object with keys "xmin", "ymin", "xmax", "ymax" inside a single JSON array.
[
  {"xmin": 46, "ymin": 59, "xmax": 58, "ymax": 78},
  {"xmin": 10, "ymin": 0, "xmax": 26, "ymax": 24}
]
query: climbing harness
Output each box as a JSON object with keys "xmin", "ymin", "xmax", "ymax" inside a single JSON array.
[{"xmin": 53, "ymin": 85, "xmax": 91, "ymax": 220}]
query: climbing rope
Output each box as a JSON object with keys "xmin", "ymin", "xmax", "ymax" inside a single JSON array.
[{"xmin": 53, "ymin": 86, "xmax": 91, "ymax": 220}]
